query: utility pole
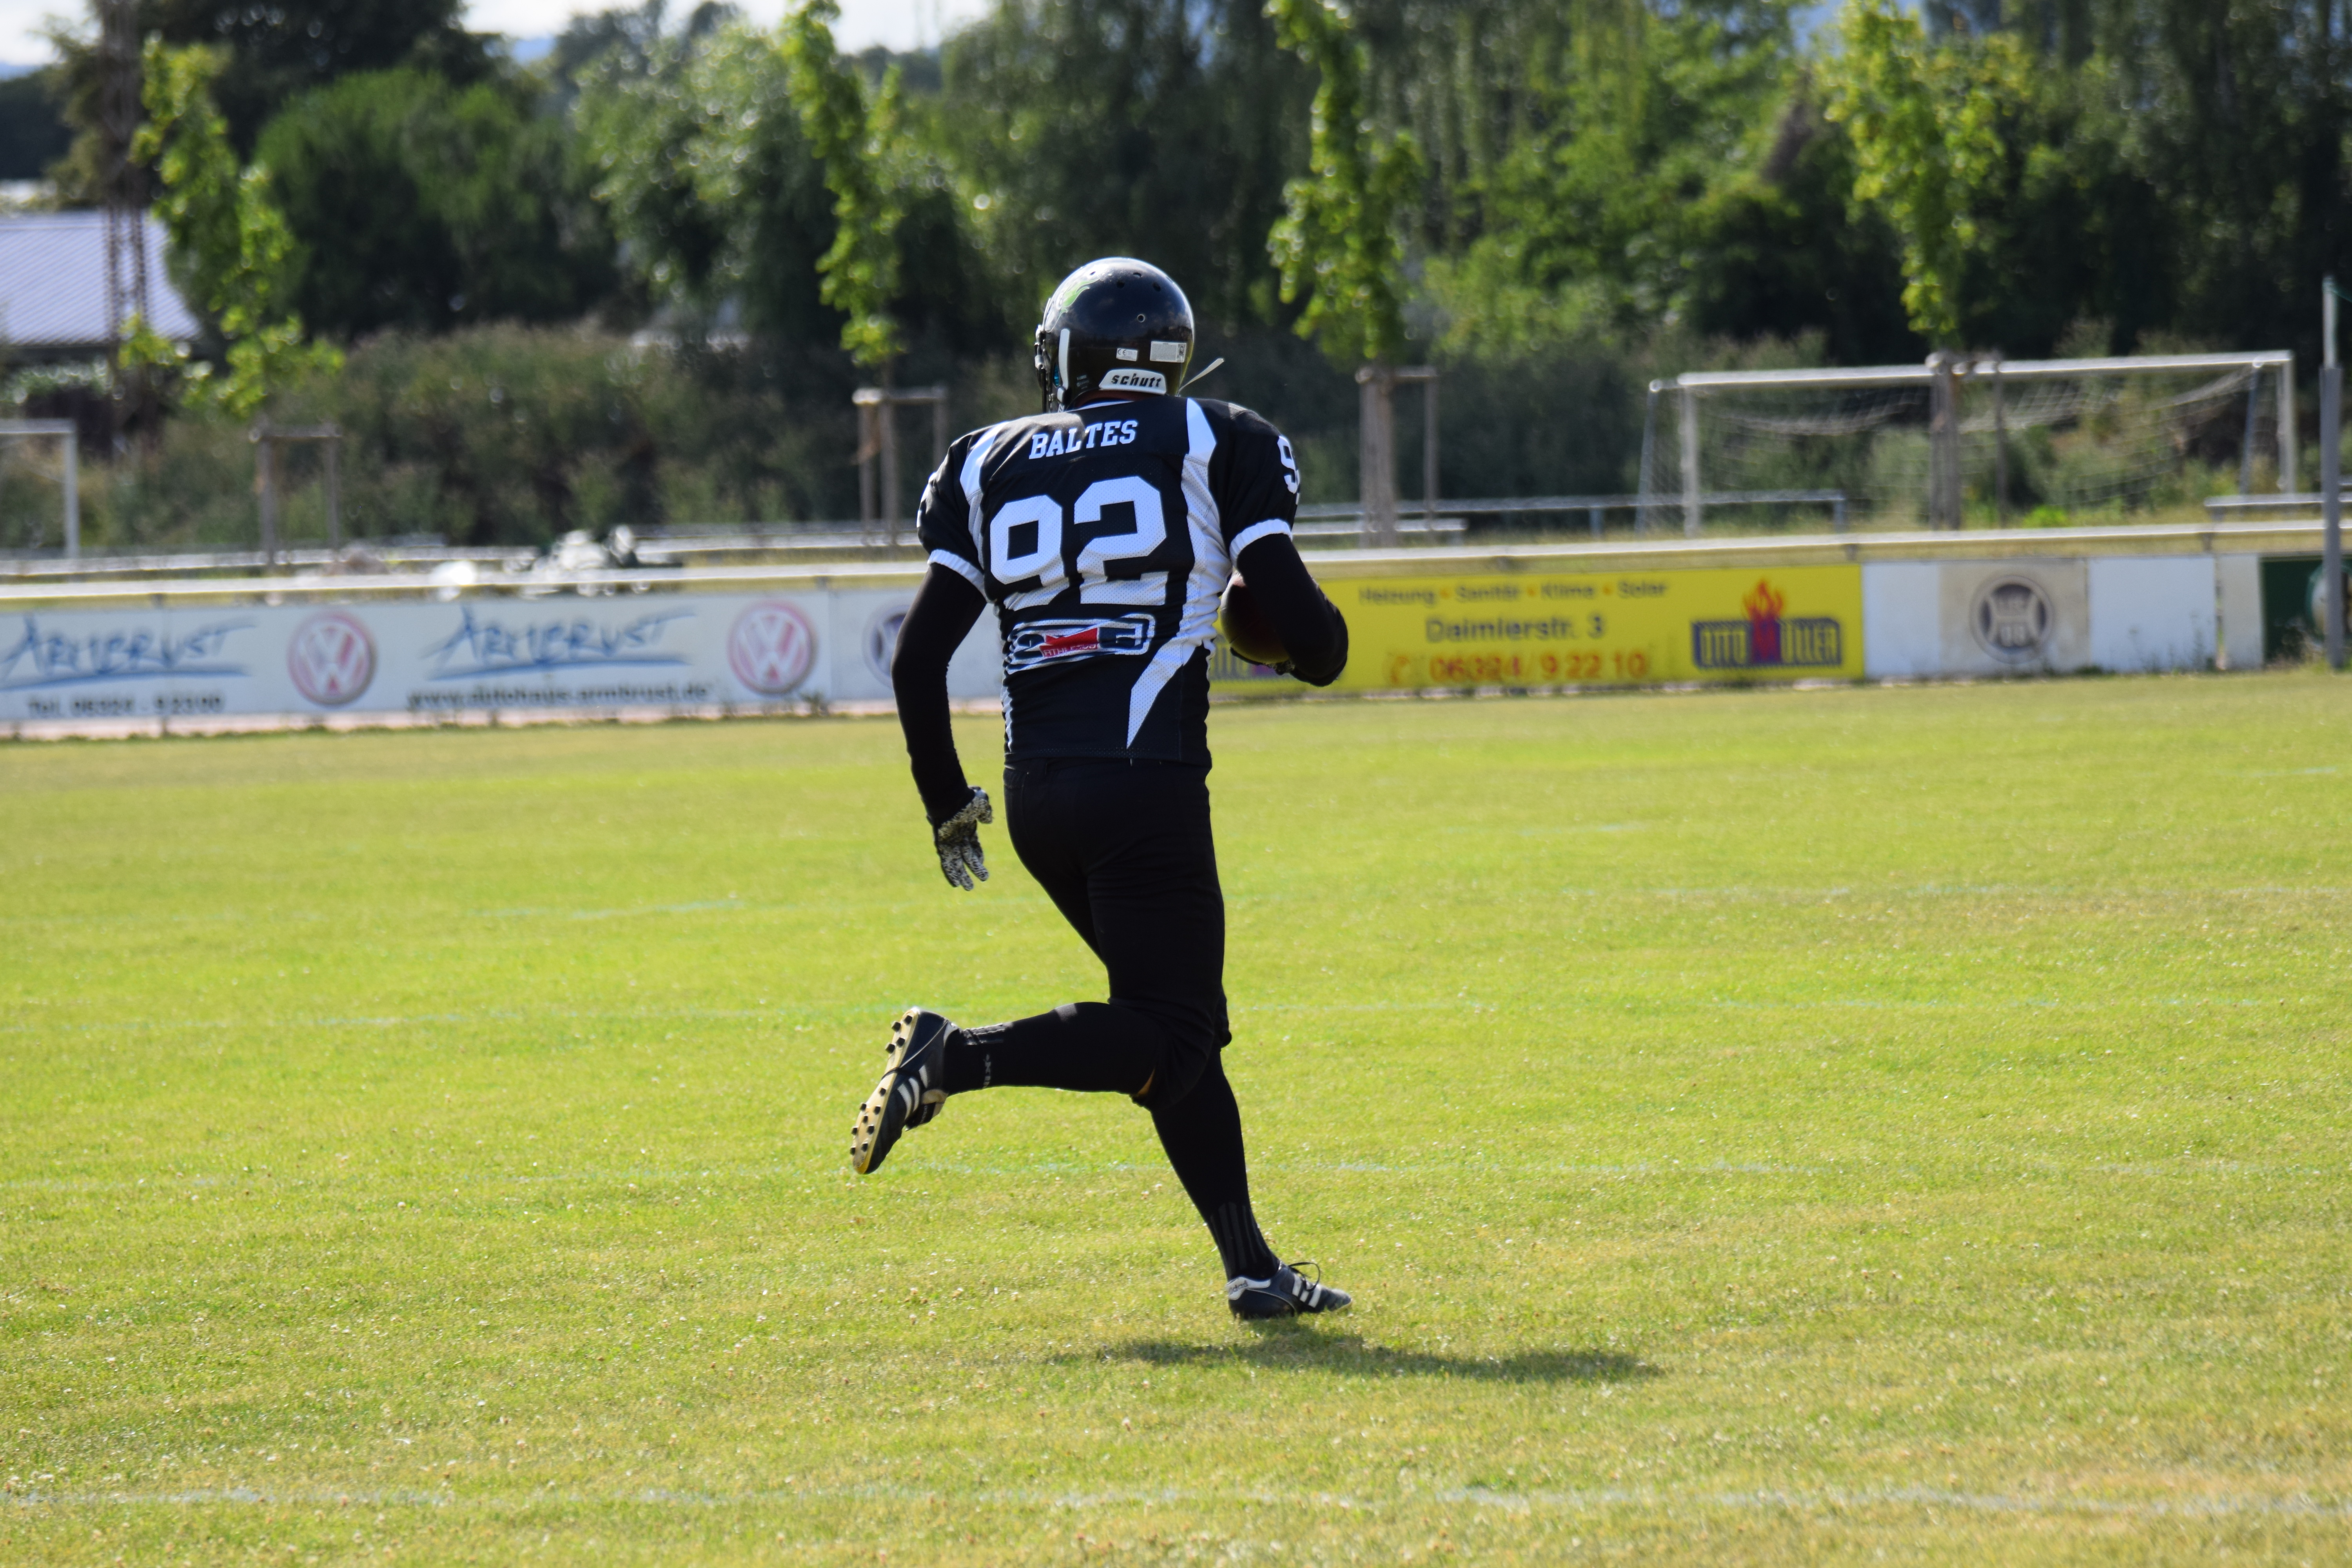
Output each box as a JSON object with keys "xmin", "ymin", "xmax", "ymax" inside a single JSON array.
[{"xmin": 2325, "ymin": 280, "xmax": 2346, "ymax": 670}]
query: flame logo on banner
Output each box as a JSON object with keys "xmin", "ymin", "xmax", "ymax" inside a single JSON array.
[
  {"xmin": 1742, "ymin": 579, "xmax": 1786, "ymax": 666},
  {"xmin": 1691, "ymin": 578, "xmax": 1841, "ymax": 670}
]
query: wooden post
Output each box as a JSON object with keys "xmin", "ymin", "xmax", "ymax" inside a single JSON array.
[
  {"xmin": 854, "ymin": 394, "xmax": 880, "ymax": 549},
  {"xmin": 324, "ymin": 432, "xmax": 341, "ymax": 549},
  {"xmin": 2324, "ymin": 281, "xmax": 2344, "ymax": 669},
  {"xmin": 2239, "ymin": 367, "xmax": 2260, "ymax": 497},
  {"xmin": 60, "ymin": 426, "xmax": 77, "ymax": 561},
  {"xmin": 2280, "ymin": 354, "xmax": 2298, "ymax": 494},
  {"xmin": 1928, "ymin": 352, "xmax": 1960, "ymax": 530},
  {"xmin": 1638, "ymin": 383, "xmax": 1661, "ymax": 537},
  {"xmin": 253, "ymin": 424, "xmax": 279, "ymax": 566},
  {"xmin": 1357, "ymin": 363, "xmax": 1397, "ymax": 548},
  {"xmin": 1421, "ymin": 374, "xmax": 1439, "ymax": 526},
  {"xmin": 2323, "ymin": 364, "xmax": 2343, "ymax": 669},
  {"xmin": 1993, "ymin": 357, "xmax": 2009, "ymax": 528},
  {"xmin": 1679, "ymin": 384, "xmax": 1702, "ymax": 537},
  {"xmin": 878, "ymin": 395, "xmax": 901, "ymax": 550}
]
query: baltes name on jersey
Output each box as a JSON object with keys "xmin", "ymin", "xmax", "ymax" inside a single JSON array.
[{"xmin": 919, "ymin": 396, "xmax": 1300, "ymax": 763}]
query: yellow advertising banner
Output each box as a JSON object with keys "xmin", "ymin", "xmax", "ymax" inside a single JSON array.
[{"xmin": 1212, "ymin": 563, "xmax": 1864, "ymax": 690}]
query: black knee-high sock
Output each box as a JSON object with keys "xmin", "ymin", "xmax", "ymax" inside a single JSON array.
[
  {"xmin": 1149, "ymin": 1059, "xmax": 1280, "ymax": 1280},
  {"xmin": 943, "ymin": 1004, "xmax": 1161, "ymax": 1096}
]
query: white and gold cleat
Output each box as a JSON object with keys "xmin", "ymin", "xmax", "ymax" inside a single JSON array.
[{"xmin": 848, "ymin": 1007, "xmax": 957, "ymax": 1175}]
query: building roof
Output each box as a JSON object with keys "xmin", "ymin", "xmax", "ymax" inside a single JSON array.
[{"xmin": 0, "ymin": 211, "xmax": 203, "ymax": 354}]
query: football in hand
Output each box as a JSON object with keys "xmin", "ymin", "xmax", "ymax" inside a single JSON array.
[{"xmin": 1218, "ymin": 572, "xmax": 1287, "ymax": 666}]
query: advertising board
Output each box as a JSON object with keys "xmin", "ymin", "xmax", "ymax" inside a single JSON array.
[
  {"xmin": 2258, "ymin": 555, "xmax": 2352, "ymax": 662},
  {"xmin": 1213, "ymin": 564, "xmax": 1866, "ymax": 691},
  {"xmin": 1862, "ymin": 554, "xmax": 2241, "ymax": 678},
  {"xmin": 0, "ymin": 589, "xmax": 1001, "ymax": 726}
]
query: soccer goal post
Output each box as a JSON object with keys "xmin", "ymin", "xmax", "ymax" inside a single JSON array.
[
  {"xmin": 1651, "ymin": 351, "xmax": 2294, "ymax": 533},
  {"xmin": 0, "ymin": 419, "xmax": 83, "ymax": 560}
]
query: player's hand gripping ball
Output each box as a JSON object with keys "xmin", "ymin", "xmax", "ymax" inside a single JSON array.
[
  {"xmin": 933, "ymin": 786, "xmax": 992, "ymax": 891},
  {"xmin": 1219, "ymin": 573, "xmax": 1289, "ymax": 668}
]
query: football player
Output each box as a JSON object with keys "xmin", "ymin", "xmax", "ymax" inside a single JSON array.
[{"xmin": 855, "ymin": 257, "xmax": 1353, "ymax": 1319}]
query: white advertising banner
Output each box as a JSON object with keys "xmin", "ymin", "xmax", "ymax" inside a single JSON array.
[
  {"xmin": 1863, "ymin": 554, "xmax": 2230, "ymax": 679},
  {"xmin": 0, "ymin": 589, "xmax": 1001, "ymax": 725}
]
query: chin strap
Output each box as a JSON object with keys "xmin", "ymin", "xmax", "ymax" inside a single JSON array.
[{"xmin": 1176, "ymin": 356, "xmax": 1225, "ymax": 394}]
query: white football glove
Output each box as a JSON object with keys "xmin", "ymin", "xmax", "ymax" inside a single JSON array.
[{"xmin": 933, "ymin": 787, "xmax": 993, "ymax": 891}]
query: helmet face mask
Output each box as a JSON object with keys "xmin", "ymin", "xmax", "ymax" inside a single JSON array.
[{"xmin": 1033, "ymin": 258, "xmax": 1195, "ymax": 412}]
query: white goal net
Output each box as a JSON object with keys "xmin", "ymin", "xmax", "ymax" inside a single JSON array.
[{"xmin": 1644, "ymin": 352, "xmax": 2294, "ymax": 532}]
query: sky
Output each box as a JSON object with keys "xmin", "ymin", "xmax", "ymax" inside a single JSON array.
[{"xmin": 0, "ymin": 0, "xmax": 993, "ymax": 70}]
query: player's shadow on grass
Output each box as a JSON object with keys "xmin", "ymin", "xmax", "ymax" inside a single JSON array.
[{"xmin": 1089, "ymin": 1335, "xmax": 1657, "ymax": 1385}]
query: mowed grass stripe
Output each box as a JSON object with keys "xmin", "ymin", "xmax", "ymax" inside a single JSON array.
[{"xmin": 4, "ymin": 673, "xmax": 2349, "ymax": 1564}]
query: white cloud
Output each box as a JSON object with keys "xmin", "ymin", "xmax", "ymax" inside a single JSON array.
[{"xmin": 0, "ymin": 0, "xmax": 990, "ymax": 69}]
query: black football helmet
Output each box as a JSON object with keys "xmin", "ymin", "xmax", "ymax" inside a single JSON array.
[{"xmin": 1033, "ymin": 258, "xmax": 1195, "ymax": 412}]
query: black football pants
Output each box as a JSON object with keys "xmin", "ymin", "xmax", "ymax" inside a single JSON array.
[
  {"xmin": 985, "ymin": 757, "xmax": 1229, "ymax": 1100},
  {"xmin": 959, "ymin": 758, "xmax": 1275, "ymax": 1278}
]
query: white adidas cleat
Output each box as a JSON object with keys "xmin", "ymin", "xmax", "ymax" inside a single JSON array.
[{"xmin": 1227, "ymin": 1262, "xmax": 1352, "ymax": 1319}]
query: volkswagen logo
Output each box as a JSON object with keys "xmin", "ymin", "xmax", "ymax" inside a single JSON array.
[
  {"xmin": 1970, "ymin": 575, "xmax": 2054, "ymax": 663},
  {"xmin": 287, "ymin": 611, "xmax": 376, "ymax": 706},
  {"xmin": 728, "ymin": 601, "xmax": 816, "ymax": 695},
  {"xmin": 865, "ymin": 604, "xmax": 909, "ymax": 686}
]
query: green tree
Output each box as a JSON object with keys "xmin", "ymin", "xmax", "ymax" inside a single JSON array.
[
  {"xmin": 1266, "ymin": 0, "xmax": 1421, "ymax": 365},
  {"xmin": 781, "ymin": 0, "xmax": 907, "ymax": 368},
  {"xmin": 1419, "ymin": 0, "xmax": 1801, "ymax": 350},
  {"xmin": 256, "ymin": 68, "xmax": 616, "ymax": 338},
  {"xmin": 938, "ymin": 0, "xmax": 1310, "ymax": 328},
  {"xmin": 1819, "ymin": 0, "xmax": 2043, "ymax": 345},
  {"xmin": 577, "ymin": 19, "xmax": 837, "ymax": 340},
  {"xmin": 1817, "ymin": 0, "xmax": 2137, "ymax": 357},
  {"xmin": 1687, "ymin": 89, "xmax": 1921, "ymax": 364},
  {"xmin": 544, "ymin": 0, "xmax": 738, "ymax": 110},
  {"xmin": 579, "ymin": 13, "xmax": 997, "ymax": 353},
  {"xmin": 47, "ymin": 0, "xmax": 492, "ymax": 203},
  {"xmin": 132, "ymin": 41, "xmax": 339, "ymax": 417},
  {"xmin": 2078, "ymin": 0, "xmax": 2352, "ymax": 357},
  {"xmin": 149, "ymin": 0, "xmax": 491, "ymax": 150}
]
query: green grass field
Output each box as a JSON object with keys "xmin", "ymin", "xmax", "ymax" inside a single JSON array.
[{"xmin": 5, "ymin": 675, "xmax": 2350, "ymax": 1565}]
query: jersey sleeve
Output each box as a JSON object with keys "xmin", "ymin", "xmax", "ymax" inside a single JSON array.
[
  {"xmin": 1211, "ymin": 405, "xmax": 1301, "ymax": 556},
  {"xmin": 916, "ymin": 434, "xmax": 987, "ymax": 594}
]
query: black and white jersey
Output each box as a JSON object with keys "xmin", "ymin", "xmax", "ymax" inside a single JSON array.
[{"xmin": 918, "ymin": 396, "xmax": 1300, "ymax": 763}]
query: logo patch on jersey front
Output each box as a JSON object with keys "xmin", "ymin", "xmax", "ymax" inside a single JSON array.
[
  {"xmin": 1004, "ymin": 614, "xmax": 1157, "ymax": 673},
  {"xmin": 1099, "ymin": 367, "xmax": 1167, "ymax": 394}
]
